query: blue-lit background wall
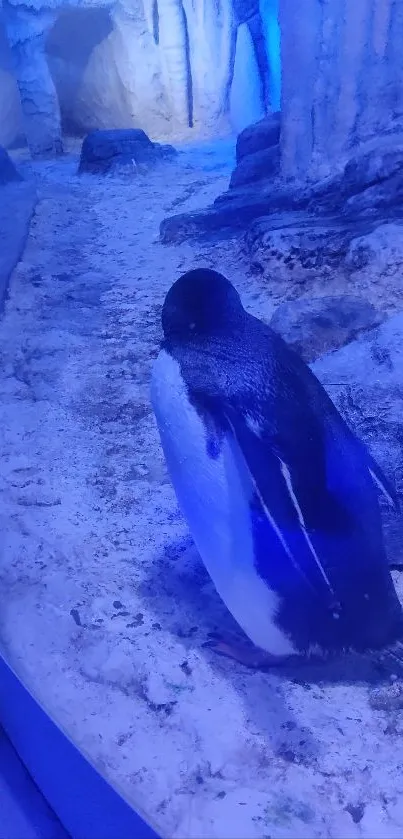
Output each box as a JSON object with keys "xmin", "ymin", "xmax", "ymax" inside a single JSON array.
[
  {"xmin": 260, "ymin": 0, "xmax": 281, "ymax": 111},
  {"xmin": 0, "ymin": 0, "xmax": 281, "ymax": 152}
]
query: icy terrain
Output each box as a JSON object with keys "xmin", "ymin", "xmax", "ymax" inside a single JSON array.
[{"xmin": 1, "ymin": 143, "xmax": 403, "ymax": 839}]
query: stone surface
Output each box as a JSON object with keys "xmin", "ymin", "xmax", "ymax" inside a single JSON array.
[
  {"xmin": 230, "ymin": 143, "xmax": 280, "ymax": 188},
  {"xmin": 0, "ymin": 145, "xmax": 21, "ymax": 184},
  {"xmin": 160, "ymin": 198, "xmax": 287, "ymax": 244},
  {"xmin": 229, "ymin": 20, "xmax": 265, "ymax": 135},
  {"xmin": 0, "ymin": 19, "xmax": 24, "ymax": 149},
  {"xmin": 232, "ymin": 0, "xmax": 259, "ymax": 23},
  {"xmin": 236, "ymin": 111, "xmax": 280, "ymax": 162},
  {"xmin": 245, "ymin": 216, "xmax": 403, "ymax": 315},
  {"xmin": 344, "ymin": 141, "xmax": 403, "ymax": 193},
  {"xmin": 244, "ymin": 218, "xmax": 356, "ymax": 286},
  {"xmin": 313, "ymin": 313, "xmax": 403, "ymax": 567},
  {"xmin": 78, "ymin": 128, "xmax": 176, "ymax": 175},
  {"xmin": 3, "ymin": 2, "xmax": 63, "ymax": 157},
  {"xmin": 42, "ymin": 0, "xmax": 278, "ymax": 147},
  {"xmin": 0, "ymin": 0, "xmax": 283, "ymax": 156},
  {"xmin": 247, "ymin": 10, "xmax": 271, "ymax": 111},
  {"xmin": 160, "ymin": 184, "xmax": 306, "ymax": 243},
  {"xmin": 279, "ymin": 0, "xmax": 403, "ymax": 178},
  {"xmin": 345, "ymin": 223, "xmax": 403, "ymax": 288},
  {"xmin": 270, "ymin": 296, "xmax": 384, "ymax": 363},
  {"xmin": 0, "ymin": 180, "xmax": 37, "ymax": 308},
  {"xmin": 161, "ymin": 135, "xmax": 403, "ymax": 245}
]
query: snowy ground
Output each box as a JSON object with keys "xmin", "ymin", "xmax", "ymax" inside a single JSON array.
[{"xmin": 1, "ymin": 141, "xmax": 403, "ymax": 839}]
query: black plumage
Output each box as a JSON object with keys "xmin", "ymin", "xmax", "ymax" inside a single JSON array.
[{"xmin": 160, "ymin": 268, "xmax": 402, "ymax": 658}]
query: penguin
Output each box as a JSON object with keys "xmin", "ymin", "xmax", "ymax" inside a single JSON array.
[{"xmin": 151, "ymin": 267, "xmax": 403, "ymax": 670}]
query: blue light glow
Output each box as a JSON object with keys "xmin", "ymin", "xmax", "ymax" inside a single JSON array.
[{"xmin": 259, "ymin": 0, "xmax": 281, "ymax": 111}]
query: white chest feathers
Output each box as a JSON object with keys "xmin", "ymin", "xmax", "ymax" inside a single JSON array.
[{"xmin": 150, "ymin": 349, "xmax": 295, "ymax": 656}]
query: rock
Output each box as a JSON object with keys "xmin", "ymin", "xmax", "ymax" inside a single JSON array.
[
  {"xmin": 160, "ymin": 198, "xmax": 300, "ymax": 245},
  {"xmin": 345, "ymin": 223, "xmax": 403, "ymax": 280},
  {"xmin": 312, "ymin": 312, "xmax": 403, "ymax": 567},
  {"xmin": 0, "ymin": 22, "xmax": 24, "ymax": 149},
  {"xmin": 160, "ymin": 132, "xmax": 403, "ymax": 246},
  {"xmin": 3, "ymin": 4, "xmax": 63, "ymax": 157},
  {"xmin": 340, "ymin": 143, "xmax": 403, "ymax": 216},
  {"xmin": 160, "ymin": 178, "xmax": 312, "ymax": 244},
  {"xmin": 236, "ymin": 111, "xmax": 280, "ymax": 162},
  {"xmin": 230, "ymin": 144, "xmax": 280, "ymax": 188},
  {"xmin": 232, "ymin": 0, "xmax": 259, "ymax": 23},
  {"xmin": 270, "ymin": 296, "xmax": 384, "ymax": 363},
  {"xmin": 78, "ymin": 129, "xmax": 175, "ymax": 175},
  {"xmin": 244, "ymin": 217, "xmax": 357, "ymax": 286},
  {"xmin": 160, "ymin": 205, "xmax": 253, "ymax": 244},
  {"xmin": 343, "ymin": 142, "xmax": 403, "ymax": 194},
  {"xmin": 229, "ymin": 22, "xmax": 265, "ymax": 135},
  {"xmin": 279, "ymin": 0, "xmax": 403, "ymax": 179},
  {"xmin": 344, "ymin": 174, "xmax": 403, "ymax": 217},
  {"xmin": 259, "ymin": 0, "xmax": 281, "ymax": 110},
  {"xmin": 245, "ymin": 217, "xmax": 403, "ymax": 315},
  {"xmin": 247, "ymin": 11, "xmax": 272, "ymax": 111},
  {"xmin": 45, "ymin": 0, "xmax": 239, "ymax": 142},
  {"xmin": 308, "ymin": 141, "xmax": 403, "ymax": 216},
  {"xmin": 159, "ymin": 144, "xmax": 177, "ymax": 159},
  {"xmin": 0, "ymin": 181, "xmax": 37, "ymax": 307},
  {"xmin": 0, "ymin": 146, "xmax": 21, "ymax": 185}
]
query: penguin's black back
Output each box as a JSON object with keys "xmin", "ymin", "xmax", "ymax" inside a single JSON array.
[{"xmin": 164, "ymin": 301, "xmax": 403, "ymax": 656}]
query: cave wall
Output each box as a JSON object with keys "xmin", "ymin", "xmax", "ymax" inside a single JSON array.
[
  {"xmin": 0, "ymin": 0, "xmax": 281, "ymax": 155},
  {"xmin": 46, "ymin": 0, "xmax": 278, "ymax": 143},
  {"xmin": 4, "ymin": 0, "xmax": 401, "ymax": 176},
  {"xmin": 280, "ymin": 0, "xmax": 403, "ymax": 179},
  {"xmin": 0, "ymin": 16, "xmax": 24, "ymax": 148}
]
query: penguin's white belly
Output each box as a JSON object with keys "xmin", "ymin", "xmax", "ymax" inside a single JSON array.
[{"xmin": 151, "ymin": 350, "xmax": 295, "ymax": 656}]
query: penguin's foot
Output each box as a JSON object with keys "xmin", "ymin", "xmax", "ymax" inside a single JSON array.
[{"xmin": 204, "ymin": 636, "xmax": 289, "ymax": 670}]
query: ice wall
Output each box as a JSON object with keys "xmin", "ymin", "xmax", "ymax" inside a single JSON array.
[
  {"xmin": 229, "ymin": 22, "xmax": 265, "ymax": 134},
  {"xmin": 280, "ymin": 0, "xmax": 403, "ymax": 178},
  {"xmin": 0, "ymin": 0, "xmax": 281, "ymax": 155},
  {"xmin": 0, "ymin": 16, "xmax": 23, "ymax": 148},
  {"xmin": 259, "ymin": 0, "xmax": 280, "ymax": 111},
  {"xmin": 3, "ymin": 0, "xmax": 63, "ymax": 156}
]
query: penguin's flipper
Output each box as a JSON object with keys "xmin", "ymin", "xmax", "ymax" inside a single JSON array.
[
  {"xmin": 223, "ymin": 407, "xmax": 348, "ymax": 606},
  {"xmin": 364, "ymin": 448, "xmax": 400, "ymax": 512}
]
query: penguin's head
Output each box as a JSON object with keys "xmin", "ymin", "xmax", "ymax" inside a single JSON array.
[{"xmin": 162, "ymin": 268, "xmax": 244, "ymax": 341}]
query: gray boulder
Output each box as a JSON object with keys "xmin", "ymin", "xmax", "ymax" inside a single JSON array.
[
  {"xmin": 236, "ymin": 112, "xmax": 280, "ymax": 162},
  {"xmin": 0, "ymin": 146, "xmax": 21, "ymax": 185},
  {"xmin": 78, "ymin": 129, "xmax": 176, "ymax": 175},
  {"xmin": 230, "ymin": 145, "xmax": 280, "ymax": 189},
  {"xmin": 270, "ymin": 296, "xmax": 384, "ymax": 363},
  {"xmin": 312, "ymin": 313, "xmax": 403, "ymax": 567}
]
